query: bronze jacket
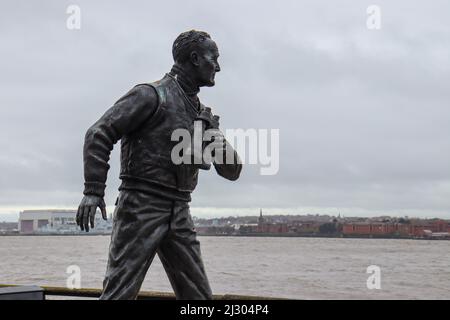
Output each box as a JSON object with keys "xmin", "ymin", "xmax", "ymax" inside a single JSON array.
[{"xmin": 83, "ymin": 73, "xmax": 242, "ymax": 198}]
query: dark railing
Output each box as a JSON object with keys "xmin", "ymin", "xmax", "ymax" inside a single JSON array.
[{"xmin": 0, "ymin": 284, "xmax": 280, "ymax": 300}]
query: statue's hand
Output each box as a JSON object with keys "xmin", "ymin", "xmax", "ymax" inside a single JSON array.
[
  {"xmin": 205, "ymin": 128, "xmax": 227, "ymax": 161},
  {"xmin": 76, "ymin": 195, "xmax": 107, "ymax": 232},
  {"xmin": 197, "ymin": 107, "xmax": 220, "ymax": 130}
]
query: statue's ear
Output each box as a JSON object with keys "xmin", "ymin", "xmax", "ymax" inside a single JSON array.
[{"xmin": 190, "ymin": 51, "xmax": 200, "ymax": 66}]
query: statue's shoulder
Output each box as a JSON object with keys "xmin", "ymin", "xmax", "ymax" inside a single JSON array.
[
  {"xmin": 134, "ymin": 75, "xmax": 166, "ymax": 90},
  {"xmin": 129, "ymin": 75, "xmax": 170, "ymax": 105},
  {"xmin": 144, "ymin": 74, "xmax": 173, "ymax": 89}
]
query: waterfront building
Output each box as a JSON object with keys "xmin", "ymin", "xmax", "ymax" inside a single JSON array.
[
  {"xmin": 256, "ymin": 209, "xmax": 288, "ymax": 234},
  {"xmin": 342, "ymin": 219, "xmax": 450, "ymax": 238},
  {"xmin": 18, "ymin": 209, "xmax": 112, "ymax": 234}
]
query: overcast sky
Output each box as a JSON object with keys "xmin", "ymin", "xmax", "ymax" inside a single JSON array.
[{"xmin": 1, "ymin": 1, "xmax": 450, "ymax": 220}]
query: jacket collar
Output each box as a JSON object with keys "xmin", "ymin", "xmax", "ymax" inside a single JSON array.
[{"xmin": 169, "ymin": 64, "xmax": 200, "ymax": 96}]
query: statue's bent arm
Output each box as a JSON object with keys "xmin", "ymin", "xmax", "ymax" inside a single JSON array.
[{"xmin": 213, "ymin": 139, "xmax": 242, "ymax": 181}]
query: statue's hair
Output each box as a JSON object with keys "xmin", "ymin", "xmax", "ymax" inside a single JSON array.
[{"xmin": 172, "ymin": 30, "xmax": 211, "ymax": 63}]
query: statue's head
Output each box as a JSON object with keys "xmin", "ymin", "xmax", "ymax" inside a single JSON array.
[{"xmin": 172, "ymin": 30, "xmax": 220, "ymax": 87}]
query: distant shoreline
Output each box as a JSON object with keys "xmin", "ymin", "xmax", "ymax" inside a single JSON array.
[
  {"xmin": 199, "ymin": 233, "xmax": 450, "ymax": 241},
  {"xmin": 1, "ymin": 233, "xmax": 448, "ymax": 241},
  {"xmin": 0, "ymin": 233, "xmax": 111, "ymax": 237}
]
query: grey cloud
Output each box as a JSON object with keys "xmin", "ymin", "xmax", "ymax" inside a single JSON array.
[{"xmin": 1, "ymin": 0, "xmax": 450, "ymax": 217}]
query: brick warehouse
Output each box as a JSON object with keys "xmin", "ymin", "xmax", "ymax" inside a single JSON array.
[{"xmin": 342, "ymin": 219, "xmax": 450, "ymax": 238}]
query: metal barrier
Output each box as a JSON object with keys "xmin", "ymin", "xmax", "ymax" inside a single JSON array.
[{"xmin": 0, "ymin": 284, "xmax": 280, "ymax": 300}]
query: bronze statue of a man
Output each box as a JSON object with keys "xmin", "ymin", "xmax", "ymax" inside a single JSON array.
[{"xmin": 76, "ymin": 30, "xmax": 242, "ymax": 300}]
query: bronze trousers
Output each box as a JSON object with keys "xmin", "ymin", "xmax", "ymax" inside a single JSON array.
[{"xmin": 99, "ymin": 189, "xmax": 212, "ymax": 300}]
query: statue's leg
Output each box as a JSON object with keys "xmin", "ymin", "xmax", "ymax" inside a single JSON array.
[
  {"xmin": 100, "ymin": 190, "xmax": 172, "ymax": 300},
  {"xmin": 157, "ymin": 201, "xmax": 213, "ymax": 300}
]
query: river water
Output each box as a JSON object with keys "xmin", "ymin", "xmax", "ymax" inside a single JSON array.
[{"xmin": 0, "ymin": 235, "xmax": 449, "ymax": 299}]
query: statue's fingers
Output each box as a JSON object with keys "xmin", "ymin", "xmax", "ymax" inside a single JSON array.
[
  {"xmin": 213, "ymin": 129, "xmax": 223, "ymax": 139},
  {"xmin": 100, "ymin": 205, "xmax": 107, "ymax": 221},
  {"xmin": 89, "ymin": 206, "xmax": 96, "ymax": 229},
  {"xmin": 212, "ymin": 115, "xmax": 220, "ymax": 128},
  {"xmin": 83, "ymin": 206, "xmax": 90, "ymax": 232},
  {"xmin": 210, "ymin": 141, "xmax": 224, "ymax": 151},
  {"xmin": 79, "ymin": 206, "xmax": 85, "ymax": 231},
  {"xmin": 76, "ymin": 205, "xmax": 81, "ymax": 226}
]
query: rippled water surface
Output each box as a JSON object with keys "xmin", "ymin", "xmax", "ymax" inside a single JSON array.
[{"xmin": 1, "ymin": 236, "xmax": 449, "ymax": 299}]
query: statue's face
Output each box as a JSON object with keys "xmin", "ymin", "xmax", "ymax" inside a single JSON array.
[{"xmin": 195, "ymin": 38, "xmax": 221, "ymax": 87}]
